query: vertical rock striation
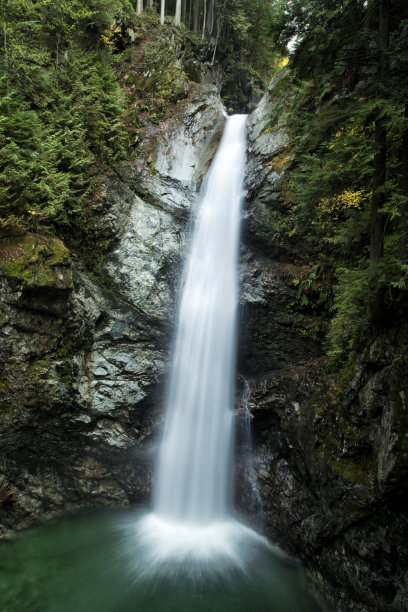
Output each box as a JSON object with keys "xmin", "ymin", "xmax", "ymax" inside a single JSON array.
[
  {"xmin": 241, "ymin": 70, "xmax": 408, "ymax": 612},
  {"xmin": 1, "ymin": 63, "xmax": 407, "ymax": 612},
  {"xmin": 0, "ymin": 82, "xmax": 225, "ymax": 535}
]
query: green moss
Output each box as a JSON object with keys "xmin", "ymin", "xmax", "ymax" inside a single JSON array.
[
  {"xmin": 270, "ymin": 72, "xmax": 292, "ymax": 100},
  {"xmin": 0, "ymin": 234, "xmax": 72, "ymax": 289},
  {"xmin": 121, "ymin": 30, "xmax": 189, "ymax": 125},
  {"xmin": 0, "ymin": 375, "xmax": 10, "ymax": 393},
  {"xmin": 183, "ymin": 61, "xmax": 202, "ymax": 83},
  {"xmin": 27, "ymin": 358, "xmax": 52, "ymax": 376},
  {"xmin": 307, "ymin": 377, "xmax": 378, "ymax": 493},
  {"xmin": 264, "ymin": 150, "xmax": 292, "ymax": 173},
  {"xmin": 58, "ymin": 337, "xmax": 74, "ymax": 359},
  {"xmin": 336, "ymin": 361, "xmax": 357, "ymax": 395},
  {"xmin": 330, "ymin": 456, "xmax": 376, "ymax": 486}
]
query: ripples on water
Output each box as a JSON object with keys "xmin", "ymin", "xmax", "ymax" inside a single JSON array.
[{"xmin": 0, "ymin": 508, "xmax": 323, "ymax": 612}]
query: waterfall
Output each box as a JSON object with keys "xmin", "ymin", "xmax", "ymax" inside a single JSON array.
[
  {"xmin": 154, "ymin": 114, "xmax": 247, "ymax": 525},
  {"xmin": 136, "ymin": 115, "xmax": 262, "ymax": 565}
]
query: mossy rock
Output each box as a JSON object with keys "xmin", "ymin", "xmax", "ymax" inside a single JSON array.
[
  {"xmin": 0, "ymin": 234, "xmax": 72, "ymax": 289},
  {"xmin": 183, "ymin": 61, "xmax": 202, "ymax": 83},
  {"xmin": 0, "ymin": 374, "xmax": 10, "ymax": 394},
  {"xmin": 330, "ymin": 455, "xmax": 376, "ymax": 487},
  {"xmin": 122, "ymin": 37, "xmax": 188, "ymax": 119},
  {"xmin": 269, "ymin": 71, "xmax": 292, "ymax": 100}
]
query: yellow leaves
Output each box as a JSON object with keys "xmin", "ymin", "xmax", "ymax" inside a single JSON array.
[
  {"xmin": 328, "ymin": 125, "xmax": 366, "ymax": 149},
  {"xmin": 319, "ymin": 190, "xmax": 370, "ymax": 216},
  {"xmin": 101, "ymin": 26, "xmax": 121, "ymax": 47},
  {"xmin": 264, "ymin": 152, "xmax": 292, "ymax": 173}
]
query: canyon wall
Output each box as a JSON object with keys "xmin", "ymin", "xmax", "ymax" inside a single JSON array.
[{"xmin": 1, "ymin": 71, "xmax": 407, "ymax": 612}]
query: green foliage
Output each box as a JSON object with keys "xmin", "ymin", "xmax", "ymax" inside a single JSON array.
[
  {"xmin": 121, "ymin": 28, "xmax": 189, "ymax": 123},
  {"xmin": 280, "ymin": 262, "xmax": 334, "ymax": 316},
  {"xmin": 0, "ymin": 82, "xmax": 70, "ymax": 228},
  {"xmin": 328, "ymin": 265, "xmax": 370, "ymax": 362},
  {"xmin": 0, "ymin": 0, "xmax": 285, "ymax": 234},
  {"xmin": 0, "ymin": 1, "xmax": 130, "ymax": 234},
  {"xmin": 272, "ymin": 0, "xmax": 408, "ymax": 363},
  {"xmin": 216, "ymin": 0, "xmax": 285, "ymax": 106}
]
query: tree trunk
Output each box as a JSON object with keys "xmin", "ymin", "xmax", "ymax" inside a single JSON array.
[
  {"xmin": 211, "ymin": 16, "xmax": 222, "ymax": 65},
  {"xmin": 368, "ymin": 0, "xmax": 390, "ymax": 325},
  {"xmin": 370, "ymin": 0, "xmax": 390, "ymax": 265},
  {"xmin": 370, "ymin": 123, "xmax": 387, "ymax": 263},
  {"xmin": 398, "ymin": 104, "xmax": 408, "ymax": 259},
  {"xmin": 174, "ymin": 0, "xmax": 182, "ymax": 25},
  {"xmin": 3, "ymin": 20, "xmax": 7, "ymax": 71},
  {"xmin": 160, "ymin": 0, "xmax": 165, "ymax": 24},
  {"xmin": 137, "ymin": 0, "xmax": 143, "ymax": 15},
  {"xmin": 206, "ymin": 0, "xmax": 215, "ymax": 36},
  {"xmin": 193, "ymin": 0, "xmax": 200, "ymax": 32},
  {"xmin": 147, "ymin": 0, "xmax": 153, "ymax": 9},
  {"xmin": 181, "ymin": 0, "xmax": 186, "ymax": 25},
  {"xmin": 188, "ymin": 0, "xmax": 192, "ymax": 29},
  {"xmin": 202, "ymin": 0, "xmax": 207, "ymax": 39},
  {"xmin": 3, "ymin": 1, "xmax": 8, "ymax": 91}
]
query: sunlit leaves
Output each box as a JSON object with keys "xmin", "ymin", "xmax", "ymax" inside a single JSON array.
[{"xmin": 319, "ymin": 190, "xmax": 370, "ymax": 217}]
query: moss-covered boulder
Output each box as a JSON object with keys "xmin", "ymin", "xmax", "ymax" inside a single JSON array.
[{"xmin": 0, "ymin": 234, "xmax": 72, "ymax": 290}]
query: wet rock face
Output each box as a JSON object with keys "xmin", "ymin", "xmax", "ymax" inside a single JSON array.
[
  {"xmin": 240, "ymin": 71, "xmax": 408, "ymax": 611},
  {"xmin": 0, "ymin": 257, "xmax": 163, "ymax": 533},
  {"xmin": 1, "ymin": 64, "xmax": 407, "ymax": 612},
  {"xmin": 0, "ymin": 81, "xmax": 226, "ymax": 535},
  {"xmin": 241, "ymin": 339, "xmax": 408, "ymax": 612},
  {"xmin": 240, "ymin": 71, "xmax": 322, "ymax": 378}
]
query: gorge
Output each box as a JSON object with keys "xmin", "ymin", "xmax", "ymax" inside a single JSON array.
[
  {"xmin": 1, "ymin": 4, "xmax": 408, "ymax": 611},
  {"xmin": 0, "ymin": 101, "xmax": 321, "ymax": 612}
]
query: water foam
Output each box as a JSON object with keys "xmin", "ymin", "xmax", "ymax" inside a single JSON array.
[{"xmin": 136, "ymin": 514, "xmax": 272, "ymax": 568}]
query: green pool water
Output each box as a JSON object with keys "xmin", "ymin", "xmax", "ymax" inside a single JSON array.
[{"xmin": 0, "ymin": 508, "xmax": 324, "ymax": 612}]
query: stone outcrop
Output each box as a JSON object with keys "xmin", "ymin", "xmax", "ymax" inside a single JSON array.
[
  {"xmin": 1, "ymin": 64, "xmax": 407, "ymax": 612},
  {"xmin": 239, "ymin": 70, "xmax": 408, "ymax": 612},
  {"xmin": 0, "ymin": 81, "xmax": 225, "ymax": 535}
]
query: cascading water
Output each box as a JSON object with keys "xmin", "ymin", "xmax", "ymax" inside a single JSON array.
[
  {"xmin": 0, "ymin": 113, "xmax": 323, "ymax": 612},
  {"xmin": 137, "ymin": 114, "xmax": 262, "ymax": 564},
  {"xmin": 155, "ymin": 114, "xmax": 247, "ymax": 524}
]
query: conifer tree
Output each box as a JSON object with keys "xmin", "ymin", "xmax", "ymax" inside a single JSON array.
[{"xmin": 274, "ymin": 0, "xmax": 408, "ymax": 357}]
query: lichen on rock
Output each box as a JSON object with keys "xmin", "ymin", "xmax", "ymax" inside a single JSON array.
[{"xmin": 0, "ymin": 234, "xmax": 72, "ymax": 290}]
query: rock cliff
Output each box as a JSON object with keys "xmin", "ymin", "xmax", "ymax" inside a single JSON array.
[
  {"xmin": 240, "ymin": 71, "xmax": 408, "ymax": 612},
  {"xmin": 0, "ymin": 81, "xmax": 225, "ymax": 534},
  {"xmin": 1, "ymin": 68, "xmax": 407, "ymax": 612}
]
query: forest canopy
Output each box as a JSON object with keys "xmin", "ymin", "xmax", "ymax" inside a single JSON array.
[{"xmin": 0, "ymin": 0, "xmax": 279, "ymax": 235}]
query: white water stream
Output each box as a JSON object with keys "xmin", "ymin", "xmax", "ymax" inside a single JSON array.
[
  {"xmin": 0, "ymin": 114, "xmax": 322, "ymax": 612},
  {"xmin": 155, "ymin": 114, "xmax": 247, "ymax": 523},
  {"xmin": 137, "ymin": 115, "xmax": 269, "ymax": 564}
]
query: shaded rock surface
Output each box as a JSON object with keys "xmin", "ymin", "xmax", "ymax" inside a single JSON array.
[
  {"xmin": 0, "ymin": 80, "xmax": 225, "ymax": 535},
  {"xmin": 237, "ymin": 70, "xmax": 408, "ymax": 612},
  {"xmin": 1, "ymin": 66, "xmax": 407, "ymax": 612}
]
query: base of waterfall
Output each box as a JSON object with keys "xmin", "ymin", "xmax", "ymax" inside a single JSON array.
[
  {"xmin": 135, "ymin": 512, "xmax": 278, "ymax": 573},
  {"xmin": 0, "ymin": 507, "xmax": 324, "ymax": 612}
]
